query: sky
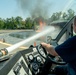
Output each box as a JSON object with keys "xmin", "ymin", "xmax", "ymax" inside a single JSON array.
[{"xmin": 0, "ymin": 0, "xmax": 76, "ymax": 20}]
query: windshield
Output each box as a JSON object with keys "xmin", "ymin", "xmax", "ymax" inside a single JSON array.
[{"xmin": 0, "ymin": 0, "xmax": 76, "ymax": 53}]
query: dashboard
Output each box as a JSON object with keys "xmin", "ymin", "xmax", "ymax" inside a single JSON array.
[
  {"xmin": 0, "ymin": 46, "xmax": 46, "ymax": 75},
  {"xmin": 0, "ymin": 45, "xmax": 67, "ymax": 75}
]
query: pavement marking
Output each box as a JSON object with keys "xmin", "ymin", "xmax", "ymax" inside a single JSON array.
[{"xmin": 0, "ymin": 42, "xmax": 28, "ymax": 49}]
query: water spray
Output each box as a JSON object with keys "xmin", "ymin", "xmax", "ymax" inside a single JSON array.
[{"xmin": 0, "ymin": 26, "xmax": 55, "ymax": 57}]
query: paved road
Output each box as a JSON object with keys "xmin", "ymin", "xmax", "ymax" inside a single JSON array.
[
  {"xmin": 0, "ymin": 28, "xmax": 64, "ymax": 55},
  {"xmin": 0, "ymin": 30, "xmax": 31, "ymax": 34},
  {"xmin": 0, "ymin": 41, "xmax": 28, "ymax": 54},
  {"xmin": 0, "ymin": 30, "xmax": 30, "ymax": 55}
]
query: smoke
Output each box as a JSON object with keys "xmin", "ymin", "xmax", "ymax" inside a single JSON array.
[{"xmin": 16, "ymin": 0, "xmax": 52, "ymax": 19}]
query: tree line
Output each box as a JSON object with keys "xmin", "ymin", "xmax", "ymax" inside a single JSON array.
[{"xmin": 0, "ymin": 9, "xmax": 75, "ymax": 29}]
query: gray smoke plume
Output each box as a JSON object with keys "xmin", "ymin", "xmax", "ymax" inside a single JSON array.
[{"xmin": 16, "ymin": 0, "xmax": 52, "ymax": 19}]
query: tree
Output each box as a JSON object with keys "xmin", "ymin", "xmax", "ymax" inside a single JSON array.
[
  {"xmin": 0, "ymin": 18, "xmax": 4, "ymax": 29},
  {"xmin": 67, "ymin": 9, "xmax": 75, "ymax": 20},
  {"xmin": 49, "ymin": 9, "xmax": 75, "ymax": 23},
  {"xmin": 15, "ymin": 16, "xmax": 23, "ymax": 29},
  {"xmin": 49, "ymin": 12, "xmax": 63, "ymax": 22},
  {"xmin": 25, "ymin": 18, "xmax": 33, "ymax": 29},
  {"xmin": 61, "ymin": 12, "xmax": 68, "ymax": 20}
]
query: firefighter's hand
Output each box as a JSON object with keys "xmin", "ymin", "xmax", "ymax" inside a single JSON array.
[{"xmin": 41, "ymin": 42, "xmax": 58, "ymax": 56}]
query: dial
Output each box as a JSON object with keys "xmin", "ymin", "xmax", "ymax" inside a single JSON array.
[
  {"xmin": 28, "ymin": 54, "xmax": 34, "ymax": 61},
  {"xmin": 36, "ymin": 56, "xmax": 42, "ymax": 62}
]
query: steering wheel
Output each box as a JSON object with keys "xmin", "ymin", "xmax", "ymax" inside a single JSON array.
[{"xmin": 37, "ymin": 44, "xmax": 67, "ymax": 65}]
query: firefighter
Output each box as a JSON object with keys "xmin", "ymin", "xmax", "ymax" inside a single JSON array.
[{"xmin": 41, "ymin": 16, "xmax": 76, "ymax": 75}]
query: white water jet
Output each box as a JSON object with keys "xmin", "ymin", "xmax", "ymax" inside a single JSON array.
[{"xmin": 6, "ymin": 26, "xmax": 55, "ymax": 52}]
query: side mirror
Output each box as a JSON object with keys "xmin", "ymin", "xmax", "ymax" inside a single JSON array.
[{"xmin": 46, "ymin": 36, "xmax": 52, "ymax": 43}]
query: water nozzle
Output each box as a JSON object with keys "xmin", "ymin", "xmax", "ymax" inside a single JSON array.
[{"xmin": 0, "ymin": 48, "xmax": 8, "ymax": 57}]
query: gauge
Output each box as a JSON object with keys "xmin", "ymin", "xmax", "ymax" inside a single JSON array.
[
  {"xmin": 28, "ymin": 54, "xmax": 34, "ymax": 61},
  {"xmin": 36, "ymin": 56, "xmax": 42, "ymax": 62},
  {"xmin": 32, "ymin": 63, "xmax": 39, "ymax": 71}
]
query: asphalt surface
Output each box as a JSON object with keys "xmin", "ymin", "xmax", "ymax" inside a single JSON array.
[
  {"xmin": 0, "ymin": 30, "xmax": 29, "ymax": 54},
  {"xmin": 0, "ymin": 28, "xmax": 63, "ymax": 55}
]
